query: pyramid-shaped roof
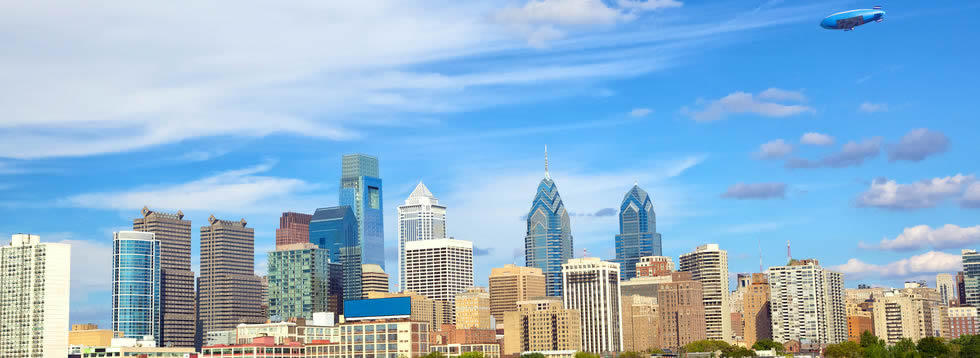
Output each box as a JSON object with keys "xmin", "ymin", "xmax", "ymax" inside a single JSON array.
[{"xmin": 409, "ymin": 181, "xmax": 435, "ymax": 199}]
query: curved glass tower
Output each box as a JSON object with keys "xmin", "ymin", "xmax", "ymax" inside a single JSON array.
[
  {"xmin": 525, "ymin": 147, "xmax": 573, "ymax": 297},
  {"xmin": 614, "ymin": 184, "xmax": 662, "ymax": 280},
  {"xmin": 112, "ymin": 231, "xmax": 161, "ymax": 341}
]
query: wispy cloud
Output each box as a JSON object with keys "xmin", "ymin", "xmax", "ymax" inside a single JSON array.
[
  {"xmin": 721, "ymin": 182, "xmax": 787, "ymax": 199},
  {"xmin": 886, "ymin": 128, "xmax": 950, "ymax": 162},
  {"xmin": 630, "ymin": 108, "xmax": 653, "ymax": 117},
  {"xmin": 785, "ymin": 137, "xmax": 881, "ymax": 169},
  {"xmin": 684, "ymin": 88, "xmax": 815, "ymax": 122},
  {"xmin": 755, "ymin": 139, "xmax": 793, "ymax": 159},
  {"xmin": 859, "ymin": 102, "xmax": 888, "ymax": 113},
  {"xmin": 800, "ymin": 132, "xmax": 834, "ymax": 146}
]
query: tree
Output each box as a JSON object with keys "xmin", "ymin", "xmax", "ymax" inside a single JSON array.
[
  {"xmin": 823, "ymin": 341, "xmax": 861, "ymax": 358},
  {"xmin": 459, "ymin": 352, "xmax": 485, "ymax": 358},
  {"xmin": 751, "ymin": 339, "xmax": 784, "ymax": 352},
  {"xmin": 422, "ymin": 352, "xmax": 446, "ymax": 358},
  {"xmin": 645, "ymin": 348, "xmax": 665, "ymax": 355},
  {"xmin": 722, "ymin": 346, "xmax": 757, "ymax": 357},
  {"xmin": 952, "ymin": 335, "xmax": 980, "ymax": 357},
  {"xmin": 859, "ymin": 331, "xmax": 884, "ymax": 349},
  {"xmin": 684, "ymin": 340, "xmax": 731, "ymax": 353},
  {"xmin": 887, "ymin": 338, "xmax": 917, "ymax": 358},
  {"xmin": 574, "ymin": 352, "xmax": 600, "ymax": 358},
  {"xmin": 619, "ymin": 352, "xmax": 643, "ymax": 358},
  {"xmin": 520, "ymin": 353, "xmax": 546, "ymax": 358},
  {"xmin": 915, "ymin": 336, "xmax": 948, "ymax": 358}
]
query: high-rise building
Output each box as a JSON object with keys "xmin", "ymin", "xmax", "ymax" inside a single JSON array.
[
  {"xmin": 133, "ymin": 207, "xmax": 196, "ymax": 347},
  {"xmin": 366, "ymin": 292, "xmax": 451, "ymax": 329},
  {"xmin": 963, "ymin": 249, "xmax": 980, "ymax": 308},
  {"xmin": 455, "ymin": 287, "xmax": 491, "ymax": 330},
  {"xmin": 267, "ymin": 243, "xmax": 343, "ymax": 320},
  {"xmin": 937, "ymin": 273, "xmax": 955, "ymax": 305},
  {"xmin": 198, "ymin": 215, "xmax": 265, "ymax": 340},
  {"xmin": 525, "ymin": 147, "xmax": 573, "ymax": 297},
  {"xmin": 873, "ymin": 290, "xmax": 920, "ymax": 344},
  {"xmin": 657, "ymin": 271, "xmax": 706, "ymax": 350},
  {"xmin": 768, "ymin": 259, "xmax": 847, "ymax": 345},
  {"xmin": 404, "ymin": 238, "xmax": 474, "ymax": 323},
  {"xmin": 0, "ymin": 234, "xmax": 71, "ymax": 358},
  {"xmin": 902, "ymin": 286, "xmax": 950, "ymax": 339},
  {"xmin": 949, "ymin": 306, "xmax": 978, "ymax": 339},
  {"xmin": 614, "ymin": 184, "xmax": 662, "ymax": 281},
  {"xmin": 957, "ymin": 271, "xmax": 967, "ymax": 305},
  {"xmin": 562, "ymin": 257, "xmax": 623, "ymax": 353},
  {"xmin": 275, "ymin": 212, "xmax": 312, "ymax": 248},
  {"xmin": 398, "ymin": 181, "xmax": 447, "ymax": 290},
  {"xmin": 310, "ymin": 206, "xmax": 362, "ymax": 301},
  {"xmin": 340, "ymin": 154, "xmax": 385, "ymax": 269},
  {"xmin": 621, "ymin": 295, "xmax": 658, "ymax": 352},
  {"xmin": 679, "ymin": 244, "xmax": 731, "ymax": 343},
  {"xmin": 636, "ymin": 256, "xmax": 673, "ymax": 278},
  {"xmin": 742, "ymin": 273, "xmax": 771, "ymax": 348},
  {"xmin": 502, "ymin": 297, "xmax": 582, "ymax": 355},
  {"xmin": 112, "ymin": 231, "xmax": 161, "ymax": 342},
  {"xmin": 361, "ymin": 264, "xmax": 389, "ymax": 298},
  {"xmin": 845, "ymin": 299, "xmax": 873, "ymax": 343},
  {"xmin": 488, "ymin": 264, "xmax": 546, "ymax": 326}
]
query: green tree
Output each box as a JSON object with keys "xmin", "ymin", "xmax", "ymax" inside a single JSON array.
[
  {"xmin": 951, "ymin": 335, "xmax": 980, "ymax": 357},
  {"xmin": 861, "ymin": 344, "xmax": 888, "ymax": 358},
  {"xmin": 722, "ymin": 346, "xmax": 757, "ymax": 357},
  {"xmin": 619, "ymin": 351, "xmax": 643, "ymax": 358},
  {"xmin": 459, "ymin": 352, "xmax": 485, "ymax": 358},
  {"xmin": 684, "ymin": 340, "xmax": 731, "ymax": 353},
  {"xmin": 574, "ymin": 352, "xmax": 600, "ymax": 358},
  {"xmin": 751, "ymin": 339, "xmax": 784, "ymax": 352},
  {"xmin": 915, "ymin": 336, "xmax": 948, "ymax": 358},
  {"xmin": 887, "ymin": 338, "xmax": 918, "ymax": 358},
  {"xmin": 422, "ymin": 352, "xmax": 446, "ymax": 358},
  {"xmin": 823, "ymin": 341, "xmax": 862, "ymax": 358},
  {"xmin": 645, "ymin": 348, "xmax": 665, "ymax": 355},
  {"xmin": 519, "ymin": 353, "xmax": 546, "ymax": 358}
]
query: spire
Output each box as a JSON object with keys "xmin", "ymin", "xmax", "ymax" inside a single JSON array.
[{"xmin": 544, "ymin": 145, "xmax": 550, "ymax": 179}]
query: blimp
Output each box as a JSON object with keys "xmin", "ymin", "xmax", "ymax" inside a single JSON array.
[{"xmin": 821, "ymin": 6, "xmax": 885, "ymax": 31}]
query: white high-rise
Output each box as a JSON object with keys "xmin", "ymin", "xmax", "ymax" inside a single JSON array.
[
  {"xmin": 562, "ymin": 257, "xmax": 624, "ymax": 353},
  {"xmin": 0, "ymin": 234, "xmax": 71, "ymax": 358},
  {"xmin": 768, "ymin": 259, "xmax": 847, "ymax": 345},
  {"xmin": 679, "ymin": 244, "xmax": 732, "ymax": 343},
  {"xmin": 398, "ymin": 182, "xmax": 447, "ymax": 290},
  {"xmin": 404, "ymin": 238, "xmax": 473, "ymax": 323},
  {"xmin": 937, "ymin": 273, "xmax": 956, "ymax": 305}
]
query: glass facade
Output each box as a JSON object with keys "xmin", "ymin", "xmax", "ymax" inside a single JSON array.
[
  {"xmin": 525, "ymin": 177, "xmax": 573, "ymax": 297},
  {"xmin": 311, "ymin": 206, "xmax": 363, "ymax": 301},
  {"xmin": 963, "ymin": 250, "xmax": 980, "ymax": 307},
  {"xmin": 267, "ymin": 245, "xmax": 342, "ymax": 319},
  {"xmin": 614, "ymin": 184, "xmax": 663, "ymax": 280},
  {"xmin": 112, "ymin": 231, "xmax": 161, "ymax": 342},
  {"xmin": 341, "ymin": 154, "xmax": 385, "ymax": 270}
]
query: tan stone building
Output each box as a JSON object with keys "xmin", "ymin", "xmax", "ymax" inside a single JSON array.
[
  {"xmin": 657, "ymin": 271, "xmax": 706, "ymax": 350},
  {"xmin": 361, "ymin": 264, "xmax": 389, "ymax": 298},
  {"xmin": 621, "ymin": 295, "xmax": 658, "ymax": 352},
  {"xmin": 873, "ymin": 291, "xmax": 920, "ymax": 344},
  {"xmin": 679, "ymin": 244, "xmax": 731, "ymax": 343},
  {"xmin": 368, "ymin": 291, "xmax": 450, "ymax": 330},
  {"xmin": 198, "ymin": 215, "xmax": 266, "ymax": 339},
  {"xmin": 69, "ymin": 324, "xmax": 122, "ymax": 347},
  {"xmin": 489, "ymin": 264, "xmax": 546, "ymax": 325},
  {"xmin": 134, "ymin": 207, "xmax": 197, "ymax": 347},
  {"xmin": 503, "ymin": 298, "xmax": 581, "ymax": 355},
  {"xmin": 456, "ymin": 287, "xmax": 492, "ymax": 329},
  {"xmin": 742, "ymin": 273, "xmax": 771, "ymax": 348}
]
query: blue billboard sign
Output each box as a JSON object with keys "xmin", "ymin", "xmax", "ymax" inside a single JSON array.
[{"xmin": 343, "ymin": 297, "xmax": 412, "ymax": 320}]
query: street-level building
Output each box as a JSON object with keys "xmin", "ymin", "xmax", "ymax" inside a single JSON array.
[
  {"xmin": 432, "ymin": 343, "xmax": 501, "ymax": 358},
  {"xmin": 201, "ymin": 336, "xmax": 304, "ymax": 357},
  {"xmin": 949, "ymin": 305, "xmax": 979, "ymax": 339}
]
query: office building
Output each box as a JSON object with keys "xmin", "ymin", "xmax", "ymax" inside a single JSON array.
[
  {"xmin": 310, "ymin": 206, "xmax": 362, "ymax": 302},
  {"xmin": 742, "ymin": 273, "xmax": 771, "ymax": 348},
  {"xmin": 133, "ymin": 207, "xmax": 196, "ymax": 347},
  {"xmin": 768, "ymin": 259, "xmax": 847, "ymax": 344},
  {"xmin": 361, "ymin": 264, "xmax": 389, "ymax": 298},
  {"xmin": 455, "ymin": 287, "xmax": 491, "ymax": 329},
  {"xmin": 404, "ymin": 238, "xmax": 474, "ymax": 323},
  {"xmin": 366, "ymin": 292, "xmax": 451, "ymax": 329},
  {"xmin": 620, "ymin": 274, "xmax": 674, "ymax": 299},
  {"xmin": 657, "ymin": 271, "xmax": 706, "ymax": 350},
  {"xmin": 235, "ymin": 317, "xmax": 340, "ymax": 345},
  {"xmin": 304, "ymin": 318, "xmax": 432, "ymax": 358},
  {"xmin": 69, "ymin": 324, "xmax": 122, "ymax": 347},
  {"xmin": 949, "ymin": 306, "xmax": 979, "ymax": 339},
  {"xmin": 964, "ymin": 249, "xmax": 980, "ymax": 308},
  {"xmin": 430, "ymin": 324, "xmax": 497, "ymax": 345},
  {"xmin": 198, "ymin": 215, "xmax": 265, "ymax": 339},
  {"xmin": 503, "ymin": 297, "xmax": 582, "ymax": 355},
  {"xmin": 561, "ymin": 257, "xmax": 623, "ymax": 353},
  {"xmin": 525, "ymin": 147, "xmax": 574, "ymax": 297},
  {"xmin": 398, "ymin": 181, "xmax": 447, "ymax": 290},
  {"xmin": 873, "ymin": 290, "xmax": 920, "ymax": 344},
  {"xmin": 0, "ymin": 234, "xmax": 71, "ymax": 358},
  {"xmin": 902, "ymin": 286, "xmax": 950, "ymax": 339},
  {"xmin": 636, "ymin": 256, "xmax": 673, "ymax": 278},
  {"xmin": 112, "ymin": 231, "xmax": 162, "ymax": 342},
  {"xmin": 267, "ymin": 243, "xmax": 343, "ymax": 320},
  {"xmin": 938, "ymin": 273, "xmax": 956, "ymax": 306},
  {"xmin": 275, "ymin": 212, "xmax": 312, "ymax": 248},
  {"xmin": 679, "ymin": 244, "xmax": 732, "ymax": 342},
  {"xmin": 340, "ymin": 154, "xmax": 385, "ymax": 269},
  {"xmin": 620, "ymin": 295, "xmax": 658, "ymax": 352},
  {"xmin": 488, "ymin": 264, "xmax": 546, "ymax": 326},
  {"xmin": 614, "ymin": 184, "xmax": 662, "ymax": 281}
]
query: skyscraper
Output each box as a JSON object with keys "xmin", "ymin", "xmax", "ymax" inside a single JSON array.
[
  {"xmin": 310, "ymin": 206, "xmax": 362, "ymax": 301},
  {"xmin": 267, "ymin": 243, "xmax": 343, "ymax": 320},
  {"xmin": 488, "ymin": 264, "xmax": 546, "ymax": 326},
  {"xmin": 361, "ymin": 264, "xmax": 389, "ymax": 298},
  {"xmin": 742, "ymin": 273, "xmax": 771, "ymax": 348},
  {"xmin": 112, "ymin": 231, "xmax": 161, "ymax": 342},
  {"xmin": 133, "ymin": 207, "xmax": 196, "ymax": 347},
  {"xmin": 614, "ymin": 184, "xmax": 662, "ymax": 281},
  {"xmin": 937, "ymin": 273, "xmax": 955, "ymax": 306},
  {"xmin": 275, "ymin": 212, "xmax": 312, "ymax": 248},
  {"xmin": 657, "ymin": 271, "xmax": 706, "ymax": 350},
  {"xmin": 404, "ymin": 238, "xmax": 474, "ymax": 323},
  {"xmin": 562, "ymin": 257, "xmax": 623, "ymax": 353},
  {"xmin": 679, "ymin": 244, "xmax": 732, "ymax": 343},
  {"xmin": 525, "ymin": 147, "xmax": 573, "ymax": 297},
  {"xmin": 963, "ymin": 250, "xmax": 980, "ymax": 308},
  {"xmin": 768, "ymin": 259, "xmax": 847, "ymax": 344},
  {"xmin": 340, "ymin": 154, "xmax": 385, "ymax": 269},
  {"xmin": 0, "ymin": 234, "xmax": 71, "ymax": 358},
  {"xmin": 398, "ymin": 181, "xmax": 447, "ymax": 292},
  {"xmin": 197, "ymin": 215, "xmax": 265, "ymax": 340}
]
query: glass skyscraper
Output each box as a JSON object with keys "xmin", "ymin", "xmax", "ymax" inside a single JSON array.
[
  {"xmin": 310, "ymin": 206, "xmax": 362, "ymax": 301},
  {"xmin": 267, "ymin": 243, "xmax": 343, "ymax": 320},
  {"xmin": 525, "ymin": 148, "xmax": 573, "ymax": 297},
  {"xmin": 963, "ymin": 249, "xmax": 980, "ymax": 307},
  {"xmin": 614, "ymin": 183, "xmax": 663, "ymax": 280},
  {"xmin": 112, "ymin": 231, "xmax": 161, "ymax": 342},
  {"xmin": 340, "ymin": 154, "xmax": 385, "ymax": 269}
]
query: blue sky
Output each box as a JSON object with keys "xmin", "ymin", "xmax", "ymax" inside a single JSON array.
[{"xmin": 2, "ymin": 0, "xmax": 979, "ymax": 328}]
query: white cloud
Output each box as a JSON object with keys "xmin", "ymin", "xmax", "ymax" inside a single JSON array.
[
  {"xmin": 859, "ymin": 224, "xmax": 980, "ymax": 251},
  {"xmin": 800, "ymin": 132, "xmax": 834, "ymax": 146},
  {"xmin": 855, "ymin": 174, "xmax": 975, "ymax": 210},
  {"xmin": 964, "ymin": 183, "xmax": 980, "ymax": 208},
  {"xmin": 721, "ymin": 182, "xmax": 786, "ymax": 199},
  {"xmin": 755, "ymin": 139, "xmax": 793, "ymax": 159},
  {"xmin": 630, "ymin": 108, "xmax": 652, "ymax": 117},
  {"xmin": 684, "ymin": 89, "xmax": 815, "ymax": 122},
  {"xmin": 617, "ymin": 0, "xmax": 683, "ymax": 11},
  {"xmin": 832, "ymin": 251, "xmax": 962, "ymax": 280},
  {"xmin": 859, "ymin": 101, "xmax": 888, "ymax": 113},
  {"xmin": 886, "ymin": 128, "xmax": 950, "ymax": 162},
  {"xmin": 785, "ymin": 137, "xmax": 881, "ymax": 169},
  {"xmin": 495, "ymin": 0, "xmax": 627, "ymax": 27},
  {"xmin": 757, "ymin": 88, "xmax": 807, "ymax": 102}
]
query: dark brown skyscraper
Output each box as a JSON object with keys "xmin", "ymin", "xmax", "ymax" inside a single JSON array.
[
  {"xmin": 133, "ymin": 206, "xmax": 196, "ymax": 347},
  {"xmin": 198, "ymin": 215, "xmax": 265, "ymax": 340},
  {"xmin": 275, "ymin": 212, "xmax": 312, "ymax": 248}
]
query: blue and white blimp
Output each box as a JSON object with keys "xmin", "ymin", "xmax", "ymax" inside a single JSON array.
[{"xmin": 821, "ymin": 6, "xmax": 885, "ymax": 31}]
